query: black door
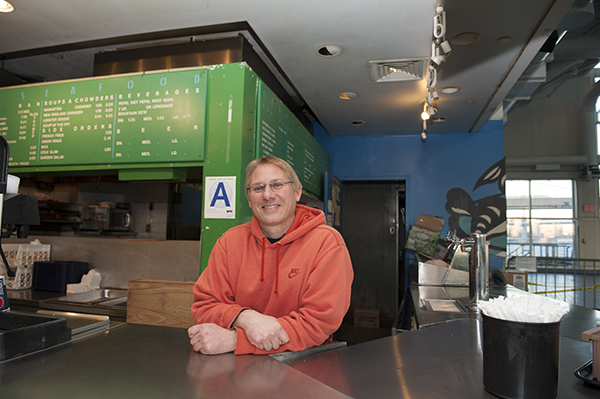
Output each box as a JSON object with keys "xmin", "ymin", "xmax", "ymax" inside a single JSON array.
[{"xmin": 341, "ymin": 181, "xmax": 405, "ymax": 325}]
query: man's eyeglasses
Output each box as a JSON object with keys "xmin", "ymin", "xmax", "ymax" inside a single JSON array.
[{"xmin": 247, "ymin": 180, "xmax": 292, "ymax": 194}]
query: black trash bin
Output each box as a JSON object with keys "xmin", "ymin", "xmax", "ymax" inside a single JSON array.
[
  {"xmin": 32, "ymin": 261, "xmax": 90, "ymax": 292},
  {"xmin": 482, "ymin": 313, "xmax": 561, "ymax": 399}
]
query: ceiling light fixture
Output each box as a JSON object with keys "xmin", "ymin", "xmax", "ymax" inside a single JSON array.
[
  {"xmin": 339, "ymin": 92, "xmax": 358, "ymax": 100},
  {"xmin": 452, "ymin": 32, "xmax": 481, "ymax": 46},
  {"xmin": 421, "ymin": 101, "xmax": 436, "ymax": 121},
  {"xmin": 316, "ymin": 45, "xmax": 343, "ymax": 57},
  {"xmin": 420, "ymin": 3, "xmax": 450, "ymax": 141},
  {"xmin": 351, "ymin": 120, "xmax": 365, "ymax": 126},
  {"xmin": 421, "ymin": 106, "xmax": 430, "ymax": 121},
  {"xmin": 431, "ymin": 5, "xmax": 452, "ymax": 65},
  {"xmin": 421, "ymin": 120, "xmax": 428, "ymax": 140},
  {"xmin": 440, "ymin": 86, "xmax": 460, "ymax": 94},
  {"xmin": 497, "ymin": 36, "xmax": 512, "ymax": 45},
  {"xmin": 0, "ymin": 1, "xmax": 14, "ymax": 12}
]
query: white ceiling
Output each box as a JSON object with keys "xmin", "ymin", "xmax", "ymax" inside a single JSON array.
[{"xmin": 0, "ymin": 0, "xmax": 596, "ymax": 137}]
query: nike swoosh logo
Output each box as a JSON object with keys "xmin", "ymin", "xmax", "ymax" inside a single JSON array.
[{"xmin": 288, "ymin": 268, "xmax": 301, "ymax": 279}]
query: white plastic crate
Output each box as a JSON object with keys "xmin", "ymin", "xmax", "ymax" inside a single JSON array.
[{"xmin": 2, "ymin": 241, "xmax": 51, "ymax": 290}]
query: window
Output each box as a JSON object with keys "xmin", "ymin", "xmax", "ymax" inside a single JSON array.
[{"xmin": 506, "ymin": 180, "xmax": 575, "ymax": 258}]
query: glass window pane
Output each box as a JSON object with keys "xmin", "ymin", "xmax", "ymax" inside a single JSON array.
[
  {"xmin": 507, "ymin": 218, "xmax": 530, "ymax": 257},
  {"xmin": 506, "ymin": 179, "xmax": 576, "ymax": 258},
  {"xmin": 506, "ymin": 180, "xmax": 530, "ymax": 218},
  {"xmin": 530, "ymin": 219, "xmax": 575, "ymax": 257},
  {"xmin": 530, "ymin": 180, "xmax": 573, "ymax": 219}
]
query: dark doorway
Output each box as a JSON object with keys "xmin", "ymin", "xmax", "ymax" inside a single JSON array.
[{"xmin": 341, "ymin": 181, "xmax": 406, "ymax": 326}]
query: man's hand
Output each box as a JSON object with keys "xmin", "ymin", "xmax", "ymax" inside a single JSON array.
[
  {"xmin": 188, "ymin": 323, "xmax": 237, "ymax": 355},
  {"xmin": 233, "ymin": 310, "xmax": 289, "ymax": 351}
]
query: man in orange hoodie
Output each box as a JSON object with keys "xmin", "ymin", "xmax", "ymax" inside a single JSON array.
[{"xmin": 189, "ymin": 156, "xmax": 353, "ymax": 355}]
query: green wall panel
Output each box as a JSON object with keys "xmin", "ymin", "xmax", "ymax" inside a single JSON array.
[
  {"xmin": 256, "ymin": 82, "xmax": 329, "ymax": 199},
  {"xmin": 0, "ymin": 61, "xmax": 329, "ymax": 274},
  {"xmin": 199, "ymin": 63, "xmax": 258, "ymax": 273}
]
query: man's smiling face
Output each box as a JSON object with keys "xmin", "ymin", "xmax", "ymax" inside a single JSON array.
[{"xmin": 246, "ymin": 163, "xmax": 302, "ymax": 238}]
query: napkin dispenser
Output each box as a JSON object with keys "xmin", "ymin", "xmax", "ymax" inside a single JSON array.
[{"xmin": 582, "ymin": 324, "xmax": 600, "ymax": 381}]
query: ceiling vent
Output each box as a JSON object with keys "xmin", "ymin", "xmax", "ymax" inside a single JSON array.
[{"xmin": 369, "ymin": 58, "xmax": 428, "ymax": 83}]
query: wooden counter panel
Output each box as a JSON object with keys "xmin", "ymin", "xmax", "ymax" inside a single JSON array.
[{"xmin": 127, "ymin": 279, "xmax": 194, "ymax": 328}]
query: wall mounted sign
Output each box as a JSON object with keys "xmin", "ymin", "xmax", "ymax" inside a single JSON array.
[
  {"xmin": 204, "ymin": 176, "xmax": 236, "ymax": 219},
  {"xmin": 1, "ymin": 67, "xmax": 207, "ymax": 170},
  {"xmin": 256, "ymin": 82, "xmax": 329, "ymax": 198}
]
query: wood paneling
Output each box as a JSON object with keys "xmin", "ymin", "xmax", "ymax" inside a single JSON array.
[{"xmin": 127, "ymin": 279, "xmax": 195, "ymax": 328}]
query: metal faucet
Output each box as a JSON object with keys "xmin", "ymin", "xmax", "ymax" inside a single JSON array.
[{"xmin": 445, "ymin": 231, "xmax": 489, "ymax": 308}]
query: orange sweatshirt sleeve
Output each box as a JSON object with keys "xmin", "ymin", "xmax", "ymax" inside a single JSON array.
[{"xmin": 191, "ymin": 237, "xmax": 248, "ymax": 329}]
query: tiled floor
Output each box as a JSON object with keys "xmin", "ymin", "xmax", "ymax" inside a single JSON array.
[{"xmin": 337, "ymin": 320, "xmax": 392, "ymax": 346}]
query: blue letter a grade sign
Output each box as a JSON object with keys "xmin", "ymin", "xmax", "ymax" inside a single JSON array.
[
  {"xmin": 204, "ymin": 176, "xmax": 236, "ymax": 219},
  {"xmin": 210, "ymin": 182, "xmax": 230, "ymax": 207}
]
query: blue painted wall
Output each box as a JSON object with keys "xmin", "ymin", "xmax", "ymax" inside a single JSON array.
[{"xmin": 315, "ymin": 120, "xmax": 506, "ymax": 270}]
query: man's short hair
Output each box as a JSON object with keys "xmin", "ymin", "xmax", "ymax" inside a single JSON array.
[{"xmin": 245, "ymin": 156, "xmax": 302, "ymax": 198}]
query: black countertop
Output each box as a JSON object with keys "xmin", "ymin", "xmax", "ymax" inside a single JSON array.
[{"xmin": 6, "ymin": 288, "xmax": 65, "ymax": 306}]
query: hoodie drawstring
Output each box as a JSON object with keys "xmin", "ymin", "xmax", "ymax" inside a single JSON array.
[
  {"xmin": 260, "ymin": 237, "xmax": 266, "ymax": 282},
  {"xmin": 259, "ymin": 237, "xmax": 280, "ymax": 295},
  {"xmin": 274, "ymin": 244, "xmax": 280, "ymax": 295}
]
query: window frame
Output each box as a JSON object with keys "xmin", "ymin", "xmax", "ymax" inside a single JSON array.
[{"xmin": 506, "ymin": 179, "xmax": 577, "ymax": 258}]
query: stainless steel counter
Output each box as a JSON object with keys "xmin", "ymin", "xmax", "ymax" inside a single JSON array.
[
  {"xmin": 7, "ymin": 288, "xmax": 127, "ymax": 321},
  {"xmin": 409, "ymin": 285, "xmax": 600, "ymax": 340},
  {"xmin": 0, "ymin": 323, "xmax": 351, "ymax": 399},
  {"xmin": 1, "ymin": 286, "xmax": 599, "ymax": 398},
  {"xmin": 285, "ymin": 318, "xmax": 599, "ymax": 399}
]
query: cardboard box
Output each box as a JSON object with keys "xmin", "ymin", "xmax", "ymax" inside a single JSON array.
[
  {"xmin": 415, "ymin": 214, "xmax": 445, "ymax": 232},
  {"xmin": 354, "ymin": 308, "xmax": 380, "ymax": 328},
  {"xmin": 433, "ymin": 244, "xmax": 449, "ymax": 260},
  {"xmin": 500, "ymin": 271, "xmax": 528, "ymax": 291},
  {"xmin": 405, "ymin": 225, "xmax": 441, "ymax": 257}
]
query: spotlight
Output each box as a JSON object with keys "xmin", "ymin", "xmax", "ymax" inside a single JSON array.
[
  {"xmin": 431, "ymin": 53, "xmax": 446, "ymax": 65},
  {"xmin": 432, "ymin": 90, "xmax": 440, "ymax": 101},
  {"xmin": 427, "ymin": 65, "xmax": 437, "ymax": 89},
  {"xmin": 431, "ymin": 42, "xmax": 446, "ymax": 65},
  {"xmin": 421, "ymin": 103, "xmax": 430, "ymax": 121},
  {"xmin": 440, "ymin": 40, "xmax": 452, "ymax": 54},
  {"xmin": 421, "ymin": 131, "xmax": 427, "ymax": 140}
]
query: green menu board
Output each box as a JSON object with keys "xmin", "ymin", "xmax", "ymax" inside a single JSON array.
[
  {"xmin": 257, "ymin": 82, "xmax": 329, "ymax": 198},
  {"xmin": 1, "ymin": 67, "xmax": 207, "ymax": 169}
]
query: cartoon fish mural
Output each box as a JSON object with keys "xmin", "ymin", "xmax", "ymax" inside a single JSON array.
[{"xmin": 445, "ymin": 159, "xmax": 507, "ymax": 256}]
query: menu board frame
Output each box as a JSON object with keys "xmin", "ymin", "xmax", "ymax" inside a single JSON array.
[{"xmin": 2, "ymin": 67, "xmax": 208, "ymax": 173}]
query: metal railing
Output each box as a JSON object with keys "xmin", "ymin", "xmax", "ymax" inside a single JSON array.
[
  {"xmin": 507, "ymin": 243, "xmax": 573, "ymax": 258},
  {"xmin": 506, "ymin": 256, "xmax": 600, "ymax": 310}
]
